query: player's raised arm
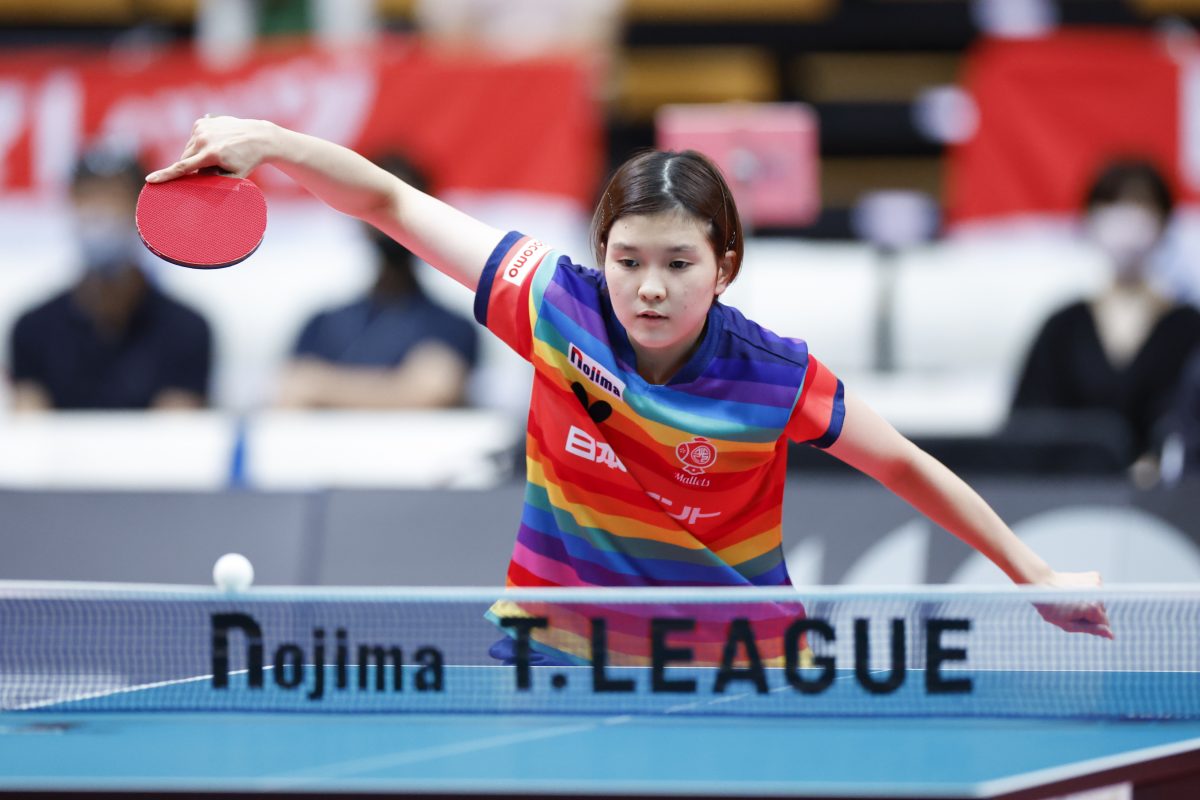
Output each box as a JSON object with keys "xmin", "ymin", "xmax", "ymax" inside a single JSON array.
[
  {"xmin": 146, "ymin": 116, "xmax": 504, "ymax": 290},
  {"xmin": 825, "ymin": 388, "xmax": 1114, "ymax": 639}
]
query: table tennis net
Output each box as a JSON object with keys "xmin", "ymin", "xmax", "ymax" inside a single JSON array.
[{"xmin": 2, "ymin": 583, "xmax": 1198, "ymax": 720}]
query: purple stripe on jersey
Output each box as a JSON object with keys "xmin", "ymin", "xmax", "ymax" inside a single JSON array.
[
  {"xmin": 708, "ymin": 357, "xmax": 807, "ymax": 385},
  {"xmin": 516, "ymin": 522, "xmax": 571, "ymax": 562},
  {"xmin": 518, "ymin": 523, "xmax": 648, "ymax": 578},
  {"xmin": 569, "ymin": 557, "xmax": 754, "ymax": 588},
  {"xmin": 521, "ymin": 524, "xmax": 652, "ymax": 580},
  {"xmin": 680, "ymin": 376, "xmax": 799, "ymax": 407},
  {"xmin": 542, "ymin": 277, "xmax": 609, "ymax": 343},
  {"xmin": 517, "ymin": 523, "xmax": 762, "ymax": 587},
  {"xmin": 745, "ymin": 560, "xmax": 791, "ymax": 586}
]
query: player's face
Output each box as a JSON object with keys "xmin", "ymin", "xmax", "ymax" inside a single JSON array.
[{"xmin": 604, "ymin": 210, "xmax": 733, "ymax": 383}]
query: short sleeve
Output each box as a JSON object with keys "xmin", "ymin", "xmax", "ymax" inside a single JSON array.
[
  {"xmin": 784, "ymin": 354, "xmax": 845, "ymax": 448},
  {"xmin": 473, "ymin": 231, "xmax": 563, "ymax": 361}
]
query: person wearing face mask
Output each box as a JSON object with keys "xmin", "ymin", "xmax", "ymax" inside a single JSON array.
[
  {"xmin": 7, "ymin": 148, "xmax": 212, "ymax": 411},
  {"xmin": 274, "ymin": 156, "xmax": 478, "ymax": 409},
  {"xmin": 1012, "ymin": 158, "xmax": 1200, "ymax": 463}
]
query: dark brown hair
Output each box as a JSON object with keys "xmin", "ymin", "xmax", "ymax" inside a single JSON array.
[
  {"xmin": 1085, "ymin": 157, "xmax": 1174, "ymax": 219},
  {"xmin": 591, "ymin": 150, "xmax": 744, "ymax": 283}
]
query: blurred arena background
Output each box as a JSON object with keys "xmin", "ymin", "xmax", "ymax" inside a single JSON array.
[{"xmin": 2, "ymin": 0, "xmax": 1200, "ymax": 587}]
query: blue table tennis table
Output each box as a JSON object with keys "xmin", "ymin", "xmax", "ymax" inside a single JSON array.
[
  {"xmin": 5, "ymin": 584, "xmax": 1200, "ymax": 798},
  {"xmin": 4, "ymin": 668, "xmax": 1200, "ymax": 799}
]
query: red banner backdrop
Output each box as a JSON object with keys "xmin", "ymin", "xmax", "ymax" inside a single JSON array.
[
  {"xmin": 0, "ymin": 36, "xmax": 601, "ymax": 205},
  {"xmin": 947, "ymin": 30, "xmax": 1199, "ymax": 227}
]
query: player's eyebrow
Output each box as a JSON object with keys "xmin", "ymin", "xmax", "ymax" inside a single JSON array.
[{"xmin": 610, "ymin": 242, "xmax": 700, "ymax": 253}]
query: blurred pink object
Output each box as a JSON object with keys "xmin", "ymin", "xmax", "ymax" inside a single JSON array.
[{"xmin": 656, "ymin": 103, "xmax": 820, "ymax": 229}]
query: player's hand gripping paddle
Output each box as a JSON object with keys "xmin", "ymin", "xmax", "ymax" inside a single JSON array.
[{"xmin": 136, "ymin": 171, "xmax": 267, "ymax": 269}]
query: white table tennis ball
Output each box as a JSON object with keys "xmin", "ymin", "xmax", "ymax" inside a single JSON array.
[{"xmin": 213, "ymin": 552, "xmax": 254, "ymax": 592}]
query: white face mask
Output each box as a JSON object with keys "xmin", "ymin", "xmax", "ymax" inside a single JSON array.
[
  {"xmin": 74, "ymin": 214, "xmax": 140, "ymax": 279},
  {"xmin": 1086, "ymin": 203, "xmax": 1163, "ymax": 278}
]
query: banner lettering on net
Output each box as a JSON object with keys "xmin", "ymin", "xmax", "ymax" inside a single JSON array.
[{"xmin": 0, "ymin": 37, "xmax": 600, "ymax": 204}]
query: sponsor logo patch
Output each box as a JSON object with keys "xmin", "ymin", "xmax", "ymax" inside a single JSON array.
[
  {"xmin": 565, "ymin": 426, "xmax": 626, "ymax": 472},
  {"xmin": 568, "ymin": 344, "xmax": 624, "ymax": 401},
  {"xmin": 501, "ymin": 239, "xmax": 548, "ymax": 286},
  {"xmin": 676, "ymin": 436, "xmax": 718, "ymax": 476},
  {"xmin": 647, "ymin": 492, "xmax": 721, "ymax": 525},
  {"xmin": 673, "ymin": 472, "xmax": 711, "ymax": 488},
  {"xmin": 571, "ymin": 382, "xmax": 612, "ymax": 424}
]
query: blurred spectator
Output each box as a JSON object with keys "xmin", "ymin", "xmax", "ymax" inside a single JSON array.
[
  {"xmin": 414, "ymin": 0, "xmax": 622, "ymax": 94},
  {"xmin": 1012, "ymin": 158, "xmax": 1200, "ymax": 461},
  {"xmin": 7, "ymin": 149, "xmax": 212, "ymax": 411},
  {"xmin": 275, "ymin": 157, "xmax": 478, "ymax": 409},
  {"xmin": 1166, "ymin": 347, "xmax": 1200, "ymax": 479}
]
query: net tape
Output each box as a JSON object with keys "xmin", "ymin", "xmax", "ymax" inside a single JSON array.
[{"xmin": 2, "ymin": 583, "xmax": 1198, "ymax": 720}]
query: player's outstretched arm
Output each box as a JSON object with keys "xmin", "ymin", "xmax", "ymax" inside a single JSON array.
[
  {"xmin": 824, "ymin": 388, "xmax": 1114, "ymax": 639},
  {"xmin": 146, "ymin": 116, "xmax": 504, "ymax": 290}
]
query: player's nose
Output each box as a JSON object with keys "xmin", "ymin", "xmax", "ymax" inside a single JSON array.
[{"xmin": 638, "ymin": 274, "xmax": 666, "ymax": 302}]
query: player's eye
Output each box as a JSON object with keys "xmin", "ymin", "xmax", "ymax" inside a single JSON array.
[
  {"xmin": 618, "ymin": 258, "xmax": 638, "ymax": 268},
  {"xmin": 669, "ymin": 260, "xmax": 690, "ymax": 270}
]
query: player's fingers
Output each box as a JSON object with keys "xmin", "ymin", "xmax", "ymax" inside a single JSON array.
[
  {"xmin": 191, "ymin": 114, "xmax": 216, "ymax": 137},
  {"xmin": 1050, "ymin": 610, "xmax": 1114, "ymax": 639},
  {"xmin": 1081, "ymin": 602, "xmax": 1114, "ymax": 638},
  {"xmin": 1063, "ymin": 600, "xmax": 1111, "ymax": 627},
  {"xmin": 179, "ymin": 134, "xmax": 200, "ymax": 160},
  {"xmin": 1034, "ymin": 601, "xmax": 1113, "ymax": 639},
  {"xmin": 145, "ymin": 152, "xmax": 215, "ymax": 183},
  {"xmin": 1067, "ymin": 619, "xmax": 1115, "ymax": 639},
  {"xmin": 1083, "ymin": 600, "xmax": 1110, "ymax": 625}
]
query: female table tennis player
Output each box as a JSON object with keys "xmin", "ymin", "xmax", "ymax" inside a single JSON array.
[{"xmin": 148, "ymin": 117, "xmax": 1112, "ymax": 665}]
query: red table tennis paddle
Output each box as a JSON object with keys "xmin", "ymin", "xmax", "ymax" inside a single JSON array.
[{"xmin": 136, "ymin": 172, "xmax": 267, "ymax": 269}]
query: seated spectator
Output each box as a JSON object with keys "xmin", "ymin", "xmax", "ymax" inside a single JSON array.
[
  {"xmin": 275, "ymin": 157, "xmax": 478, "ymax": 409},
  {"xmin": 1165, "ymin": 347, "xmax": 1200, "ymax": 479},
  {"xmin": 7, "ymin": 148, "xmax": 212, "ymax": 411},
  {"xmin": 1012, "ymin": 158, "xmax": 1200, "ymax": 461}
]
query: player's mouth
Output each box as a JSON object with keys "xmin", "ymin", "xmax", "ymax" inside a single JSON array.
[{"xmin": 638, "ymin": 310, "xmax": 667, "ymax": 320}]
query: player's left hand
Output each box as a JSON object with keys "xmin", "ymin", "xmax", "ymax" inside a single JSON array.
[
  {"xmin": 146, "ymin": 115, "xmax": 276, "ymax": 183},
  {"xmin": 1031, "ymin": 570, "xmax": 1114, "ymax": 639}
]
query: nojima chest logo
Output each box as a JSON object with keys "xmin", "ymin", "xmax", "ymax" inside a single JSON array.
[{"xmin": 568, "ymin": 343, "xmax": 625, "ymax": 401}]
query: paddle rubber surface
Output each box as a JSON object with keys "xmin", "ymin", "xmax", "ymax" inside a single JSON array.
[{"xmin": 136, "ymin": 173, "xmax": 266, "ymax": 269}]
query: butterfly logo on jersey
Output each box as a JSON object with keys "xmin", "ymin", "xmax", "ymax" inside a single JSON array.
[
  {"xmin": 676, "ymin": 436, "xmax": 717, "ymax": 476},
  {"xmin": 571, "ymin": 382, "xmax": 612, "ymax": 424}
]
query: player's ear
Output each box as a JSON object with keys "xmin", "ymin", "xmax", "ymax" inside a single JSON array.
[{"xmin": 714, "ymin": 250, "xmax": 735, "ymax": 297}]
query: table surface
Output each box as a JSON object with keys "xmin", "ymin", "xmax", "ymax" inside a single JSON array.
[
  {"xmin": 3, "ymin": 711, "xmax": 1200, "ymax": 799},
  {"xmin": 3, "ymin": 668, "xmax": 1200, "ymax": 799}
]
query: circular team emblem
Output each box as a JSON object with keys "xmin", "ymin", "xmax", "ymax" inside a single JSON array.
[{"xmin": 676, "ymin": 436, "xmax": 717, "ymax": 476}]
